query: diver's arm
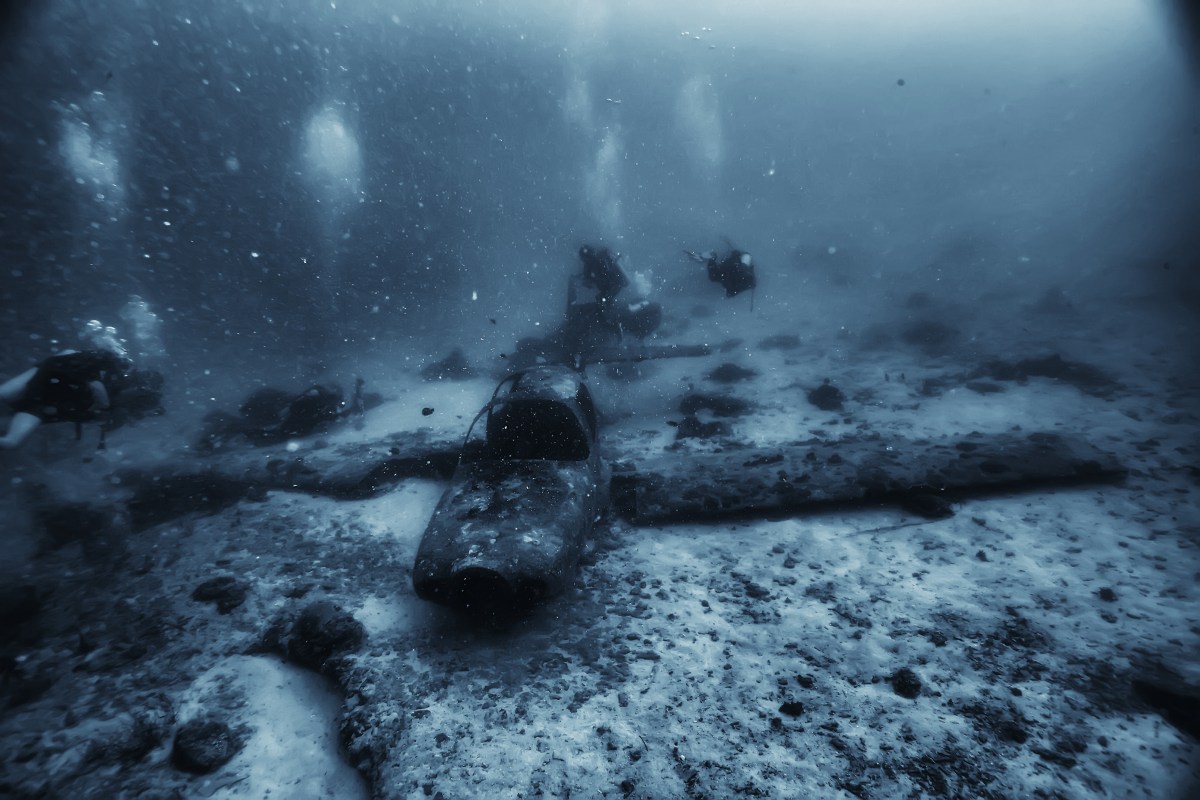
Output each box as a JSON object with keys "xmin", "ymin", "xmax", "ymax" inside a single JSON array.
[{"xmin": 0, "ymin": 367, "xmax": 37, "ymax": 403}]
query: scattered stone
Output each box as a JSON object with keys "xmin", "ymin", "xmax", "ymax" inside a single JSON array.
[
  {"xmin": 287, "ymin": 600, "xmax": 366, "ymax": 673},
  {"xmin": 806, "ymin": 379, "xmax": 845, "ymax": 411},
  {"xmin": 975, "ymin": 353, "xmax": 1118, "ymax": 397},
  {"xmin": 924, "ymin": 629, "xmax": 948, "ymax": 647},
  {"xmin": 171, "ymin": 719, "xmax": 241, "ymax": 774},
  {"xmin": 891, "ymin": 667, "xmax": 923, "ymax": 699},
  {"xmin": 421, "ymin": 407, "xmax": 434, "ymax": 416},
  {"xmin": 191, "ymin": 576, "xmax": 249, "ymax": 614},
  {"xmin": 742, "ymin": 581, "xmax": 771, "ymax": 600},
  {"xmin": 779, "ymin": 701, "xmax": 805, "ymax": 717},
  {"xmin": 706, "ymin": 363, "xmax": 758, "ymax": 384},
  {"xmin": 88, "ymin": 700, "xmax": 174, "ymax": 765},
  {"xmin": 1098, "ymin": 587, "xmax": 1117, "ymax": 602}
]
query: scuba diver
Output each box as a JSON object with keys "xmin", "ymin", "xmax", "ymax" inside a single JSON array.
[
  {"xmin": 0, "ymin": 349, "xmax": 165, "ymax": 450},
  {"xmin": 562, "ymin": 244, "xmax": 664, "ymax": 354},
  {"xmin": 576, "ymin": 244, "xmax": 629, "ymax": 308},
  {"xmin": 684, "ymin": 245, "xmax": 757, "ymax": 304}
]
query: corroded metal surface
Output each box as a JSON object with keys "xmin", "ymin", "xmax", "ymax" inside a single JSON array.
[
  {"xmin": 611, "ymin": 432, "xmax": 1124, "ymax": 524},
  {"xmin": 412, "ymin": 459, "xmax": 602, "ymax": 610},
  {"xmin": 411, "ymin": 365, "xmax": 607, "ymax": 613}
]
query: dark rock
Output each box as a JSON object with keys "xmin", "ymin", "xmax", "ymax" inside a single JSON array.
[
  {"xmin": 171, "ymin": 719, "xmax": 241, "ymax": 774},
  {"xmin": 678, "ymin": 392, "xmax": 750, "ymax": 417},
  {"xmin": 779, "ymin": 701, "xmax": 805, "ymax": 717},
  {"xmin": 191, "ymin": 576, "xmax": 249, "ymax": 614},
  {"xmin": 960, "ymin": 701, "xmax": 1029, "ymax": 743},
  {"xmin": 706, "ymin": 363, "xmax": 758, "ymax": 384},
  {"xmin": 1032, "ymin": 742, "xmax": 1080, "ymax": 768},
  {"xmin": 998, "ymin": 721, "xmax": 1029, "ymax": 744},
  {"xmin": 742, "ymin": 581, "xmax": 771, "ymax": 600},
  {"xmin": 975, "ymin": 354, "xmax": 1118, "ymax": 397},
  {"xmin": 421, "ymin": 407, "xmax": 435, "ymax": 416},
  {"xmin": 806, "ymin": 379, "xmax": 845, "ymax": 411},
  {"xmin": 1098, "ymin": 587, "xmax": 1117, "ymax": 602},
  {"xmin": 758, "ymin": 334, "xmax": 802, "ymax": 351},
  {"xmin": 287, "ymin": 600, "xmax": 366, "ymax": 672},
  {"xmin": 891, "ymin": 667, "xmax": 923, "ymax": 699},
  {"xmin": 88, "ymin": 699, "xmax": 174, "ymax": 765},
  {"xmin": 674, "ymin": 415, "xmax": 730, "ymax": 441}
]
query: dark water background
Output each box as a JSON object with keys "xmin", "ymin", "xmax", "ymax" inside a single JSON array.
[{"xmin": 1, "ymin": 0, "xmax": 1197, "ymax": 421}]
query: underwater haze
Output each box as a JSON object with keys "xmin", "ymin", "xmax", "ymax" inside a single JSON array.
[
  {"xmin": 4, "ymin": 3, "xmax": 1200, "ymax": 799},
  {"xmin": 1, "ymin": 0, "xmax": 1197, "ymax": 388}
]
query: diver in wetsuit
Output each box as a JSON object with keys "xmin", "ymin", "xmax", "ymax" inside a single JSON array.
[
  {"xmin": 684, "ymin": 246, "xmax": 757, "ymax": 300},
  {"xmin": 562, "ymin": 245, "xmax": 628, "ymax": 352},
  {"xmin": 576, "ymin": 245, "xmax": 629, "ymax": 309},
  {"xmin": 0, "ymin": 349, "xmax": 161, "ymax": 450}
]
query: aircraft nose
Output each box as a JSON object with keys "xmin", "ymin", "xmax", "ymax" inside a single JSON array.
[{"xmin": 420, "ymin": 567, "xmax": 548, "ymax": 617}]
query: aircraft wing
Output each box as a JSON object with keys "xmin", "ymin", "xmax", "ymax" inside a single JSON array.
[{"xmin": 610, "ymin": 431, "xmax": 1124, "ymax": 524}]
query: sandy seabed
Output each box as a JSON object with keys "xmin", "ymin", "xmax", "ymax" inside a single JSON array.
[{"xmin": 1, "ymin": 300, "xmax": 1197, "ymax": 799}]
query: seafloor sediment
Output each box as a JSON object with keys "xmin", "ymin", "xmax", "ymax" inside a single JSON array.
[{"xmin": 1, "ymin": 315, "xmax": 1197, "ymax": 799}]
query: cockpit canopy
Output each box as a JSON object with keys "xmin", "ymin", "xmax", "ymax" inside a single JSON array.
[
  {"xmin": 461, "ymin": 366, "xmax": 598, "ymax": 463},
  {"xmin": 487, "ymin": 399, "xmax": 590, "ymax": 461}
]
